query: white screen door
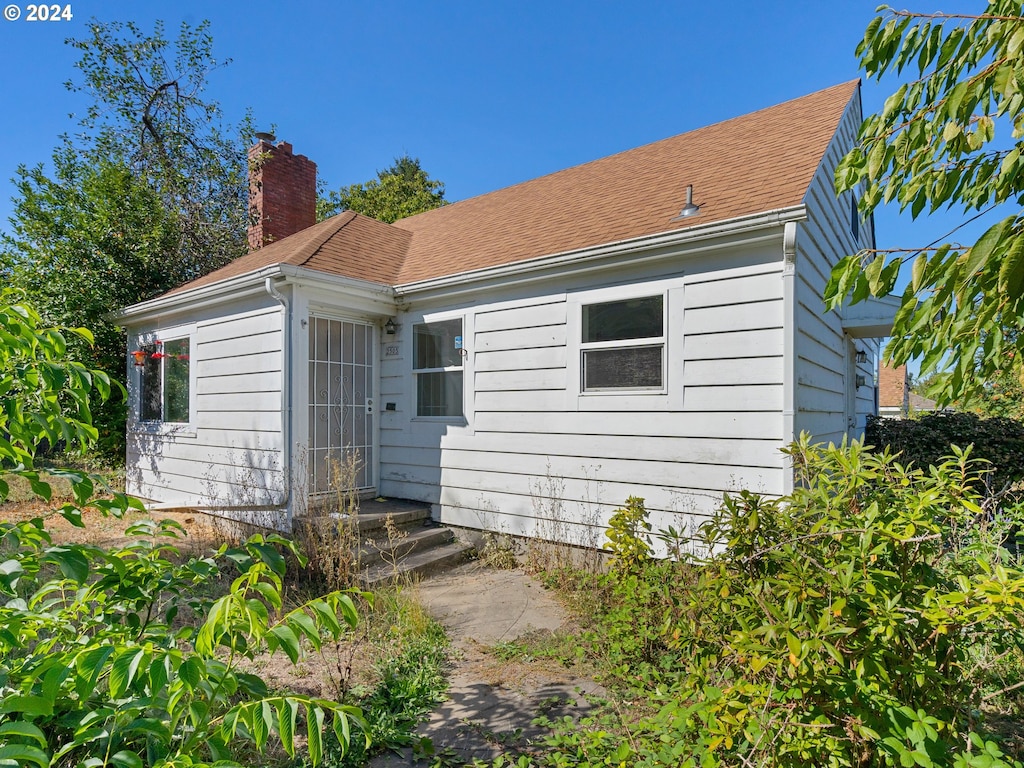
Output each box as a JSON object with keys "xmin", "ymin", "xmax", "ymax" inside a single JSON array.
[{"xmin": 308, "ymin": 317, "xmax": 374, "ymax": 495}]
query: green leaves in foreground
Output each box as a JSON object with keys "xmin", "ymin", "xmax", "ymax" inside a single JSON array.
[
  {"xmin": 0, "ymin": 519, "xmax": 368, "ymax": 767},
  {"xmin": 0, "ymin": 293, "xmax": 367, "ymax": 765},
  {"xmin": 827, "ymin": 3, "xmax": 1024, "ymax": 405},
  {"xmin": 0, "ymin": 288, "xmax": 121, "ymax": 471}
]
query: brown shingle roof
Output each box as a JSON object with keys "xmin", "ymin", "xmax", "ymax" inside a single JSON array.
[
  {"xmin": 166, "ymin": 80, "xmax": 859, "ymax": 296},
  {"xmin": 166, "ymin": 212, "xmax": 411, "ymax": 295},
  {"xmin": 392, "ymin": 80, "xmax": 859, "ymax": 283}
]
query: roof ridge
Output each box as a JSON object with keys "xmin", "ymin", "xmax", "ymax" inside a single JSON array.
[
  {"xmin": 292, "ymin": 210, "xmax": 358, "ymax": 266},
  {"xmin": 799, "ymin": 80, "xmax": 861, "ymax": 206},
  {"xmin": 393, "ymin": 80, "xmax": 861, "ymax": 228}
]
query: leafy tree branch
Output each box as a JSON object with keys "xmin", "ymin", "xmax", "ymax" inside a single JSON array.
[{"xmin": 826, "ymin": 2, "xmax": 1024, "ymax": 405}]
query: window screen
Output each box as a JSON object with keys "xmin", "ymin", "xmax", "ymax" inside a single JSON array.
[{"xmin": 581, "ymin": 295, "xmax": 665, "ymax": 392}]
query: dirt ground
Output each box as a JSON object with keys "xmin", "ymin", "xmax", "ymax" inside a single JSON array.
[{"xmin": 1, "ymin": 493, "xmax": 227, "ymax": 551}]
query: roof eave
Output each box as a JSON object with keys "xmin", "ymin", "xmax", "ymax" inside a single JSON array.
[
  {"xmin": 279, "ymin": 264, "xmax": 397, "ymax": 315},
  {"xmin": 116, "ymin": 205, "xmax": 810, "ymax": 323},
  {"xmin": 841, "ymin": 293, "xmax": 902, "ymax": 339},
  {"xmin": 115, "ymin": 263, "xmax": 399, "ymax": 327},
  {"xmin": 114, "ymin": 265, "xmax": 288, "ymax": 325},
  {"xmin": 395, "ymin": 205, "xmax": 808, "ymax": 301}
]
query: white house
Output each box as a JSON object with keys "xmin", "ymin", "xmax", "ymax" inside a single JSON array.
[{"xmin": 118, "ymin": 80, "xmax": 891, "ymax": 546}]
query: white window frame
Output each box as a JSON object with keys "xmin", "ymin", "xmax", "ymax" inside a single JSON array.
[
  {"xmin": 566, "ymin": 279, "xmax": 684, "ymax": 412},
  {"xmin": 580, "ymin": 294, "xmax": 667, "ymax": 394},
  {"xmin": 131, "ymin": 323, "xmax": 197, "ymax": 435},
  {"xmin": 412, "ymin": 315, "xmax": 466, "ymax": 421}
]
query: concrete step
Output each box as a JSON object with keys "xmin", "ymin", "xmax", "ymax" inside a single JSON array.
[
  {"xmin": 297, "ymin": 502, "xmax": 431, "ymax": 537},
  {"xmin": 351, "ymin": 506, "xmax": 431, "ymax": 534},
  {"xmin": 357, "ymin": 525, "xmax": 455, "ymax": 565},
  {"xmin": 300, "ymin": 498, "xmax": 473, "ymax": 586},
  {"xmin": 359, "ymin": 540, "xmax": 474, "ymax": 587}
]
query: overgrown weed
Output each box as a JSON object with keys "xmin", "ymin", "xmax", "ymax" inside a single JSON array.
[
  {"xmin": 316, "ymin": 585, "xmax": 449, "ymax": 767},
  {"xmin": 294, "ymin": 451, "xmax": 364, "ymax": 592}
]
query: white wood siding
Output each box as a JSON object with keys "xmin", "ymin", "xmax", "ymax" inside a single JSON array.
[
  {"xmin": 126, "ymin": 295, "xmax": 286, "ymax": 510},
  {"xmin": 380, "ymin": 251, "xmax": 787, "ymax": 549},
  {"xmin": 794, "ymin": 92, "xmax": 880, "ymax": 445}
]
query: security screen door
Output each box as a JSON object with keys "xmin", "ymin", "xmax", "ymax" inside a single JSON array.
[{"xmin": 308, "ymin": 317, "xmax": 374, "ymax": 495}]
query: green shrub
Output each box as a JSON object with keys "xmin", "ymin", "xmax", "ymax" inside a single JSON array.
[
  {"xmin": 0, "ymin": 513, "xmax": 368, "ymax": 767},
  {"xmin": 318, "ymin": 592, "xmax": 449, "ymax": 767},
  {"xmin": 604, "ymin": 495, "xmax": 653, "ymax": 568},
  {"xmin": 866, "ymin": 411, "xmax": 1024, "ymax": 493},
  {"xmin": 545, "ymin": 437, "xmax": 1024, "ymax": 768},
  {"xmin": 652, "ymin": 438, "xmax": 1024, "ymax": 767},
  {"xmin": 0, "ymin": 294, "xmax": 367, "ymax": 766}
]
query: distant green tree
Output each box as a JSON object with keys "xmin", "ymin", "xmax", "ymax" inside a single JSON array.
[
  {"xmin": 318, "ymin": 155, "xmax": 448, "ymax": 223},
  {"xmin": 952, "ymin": 365, "xmax": 1024, "ymax": 419},
  {"xmin": 2, "ymin": 19, "xmax": 254, "ymax": 458},
  {"xmin": 4, "ymin": 156, "xmax": 179, "ymax": 454}
]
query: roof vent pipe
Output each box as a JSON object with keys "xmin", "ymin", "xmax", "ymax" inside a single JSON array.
[{"xmin": 673, "ymin": 184, "xmax": 701, "ymax": 219}]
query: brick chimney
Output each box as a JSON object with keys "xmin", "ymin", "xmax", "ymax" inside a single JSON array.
[
  {"xmin": 878, "ymin": 362, "xmax": 910, "ymax": 417},
  {"xmin": 248, "ymin": 134, "xmax": 317, "ymax": 250}
]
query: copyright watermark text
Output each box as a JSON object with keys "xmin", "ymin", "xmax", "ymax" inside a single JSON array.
[{"xmin": 4, "ymin": 4, "xmax": 74, "ymax": 21}]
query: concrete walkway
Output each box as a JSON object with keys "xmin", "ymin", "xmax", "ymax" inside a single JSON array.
[{"xmin": 369, "ymin": 563, "xmax": 604, "ymax": 766}]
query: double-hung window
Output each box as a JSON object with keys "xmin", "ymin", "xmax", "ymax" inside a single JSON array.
[
  {"xmin": 139, "ymin": 338, "xmax": 191, "ymax": 423},
  {"xmin": 413, "ymin": 319, "xmax": 463, "ymax": 417},
  {"xmin": 580, "ymin": 295, "xmax": 665, "ymax": 391}
]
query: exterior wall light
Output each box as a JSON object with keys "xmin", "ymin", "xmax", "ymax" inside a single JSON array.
[{"xmin": 384, "ymin": 318, "xmax": 397, "ymax": 335}]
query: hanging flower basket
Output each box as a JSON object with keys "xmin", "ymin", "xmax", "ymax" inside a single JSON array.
[{"xmin": 132, "ymin": 341, "xmax": 162, "ymax": 366}]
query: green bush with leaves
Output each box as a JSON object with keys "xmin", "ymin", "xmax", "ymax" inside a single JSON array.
[
  {"xmin": 603, "ymin": 495, "xmax": 653, "ymax": 568},
  {"xmin": 546, "ymin": 438, "xmax": 1024, "ymax": 768},
  {"xmin": 0, "ymin": 292, "xmax": 367, "ymax": 767},
  {"xmin": 866, "ymin": 410, "xmax": 1024, "ymax": 493},
  {"xmin": 0, "ymin": 288, "xmax": 117, "ymax": 475},
  {"xmin": 0, "ymin": 522, "xmax": 367, "ymax": 768}
]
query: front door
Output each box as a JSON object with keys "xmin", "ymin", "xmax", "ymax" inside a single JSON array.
[{"xmin": 308, "ymin": 316, "xmax": 375, "ymax": 495}]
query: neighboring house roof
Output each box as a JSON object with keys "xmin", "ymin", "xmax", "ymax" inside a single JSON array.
[
  {"xmin": 164, "ymin": 79, "xmax": 860, "ymax": 298},
  {"xmin": 909, "ymin": 392, "xmax": 938, "ymax": 412}
]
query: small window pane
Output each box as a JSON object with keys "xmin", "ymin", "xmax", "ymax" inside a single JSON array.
[
  {"xmin": 417, "ymin": 371, "xmax": 464, "ymax": 417},
  {"xmin": 584, "ymin": 346, "xmax": 663, "ymax": 390},
  {"xmin": 163, "ymin": 338, "xmax": 190, "ymax": 423},
  {"xmin": 583, "ymin": 296, "xmax": 663, "ymax": 343},
  {"xmin": 414, "ymin": 320, "xmax": 463, "ymax": 369},
  {"xmin": 140, "ymin": 344, "xmax": 161, "ymax": 421}
]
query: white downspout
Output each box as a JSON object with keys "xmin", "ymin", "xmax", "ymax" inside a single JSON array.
[
  {"xmin": 781, "ymin": 221, "xmax": 798, "ymax": 494},
  {"xmin": 265, "ymin": 277, "xmax": 294, "ymax": 529}
]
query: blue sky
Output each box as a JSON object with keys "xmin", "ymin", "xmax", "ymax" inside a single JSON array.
[{"xmin": 0, "ymin": 1, "xmax": 994, "ymax": 271}]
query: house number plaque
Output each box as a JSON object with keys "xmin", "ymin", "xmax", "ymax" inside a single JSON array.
[{"xmin": 385, "ymin": 344, "xmax": 400, "ymax": 357}]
